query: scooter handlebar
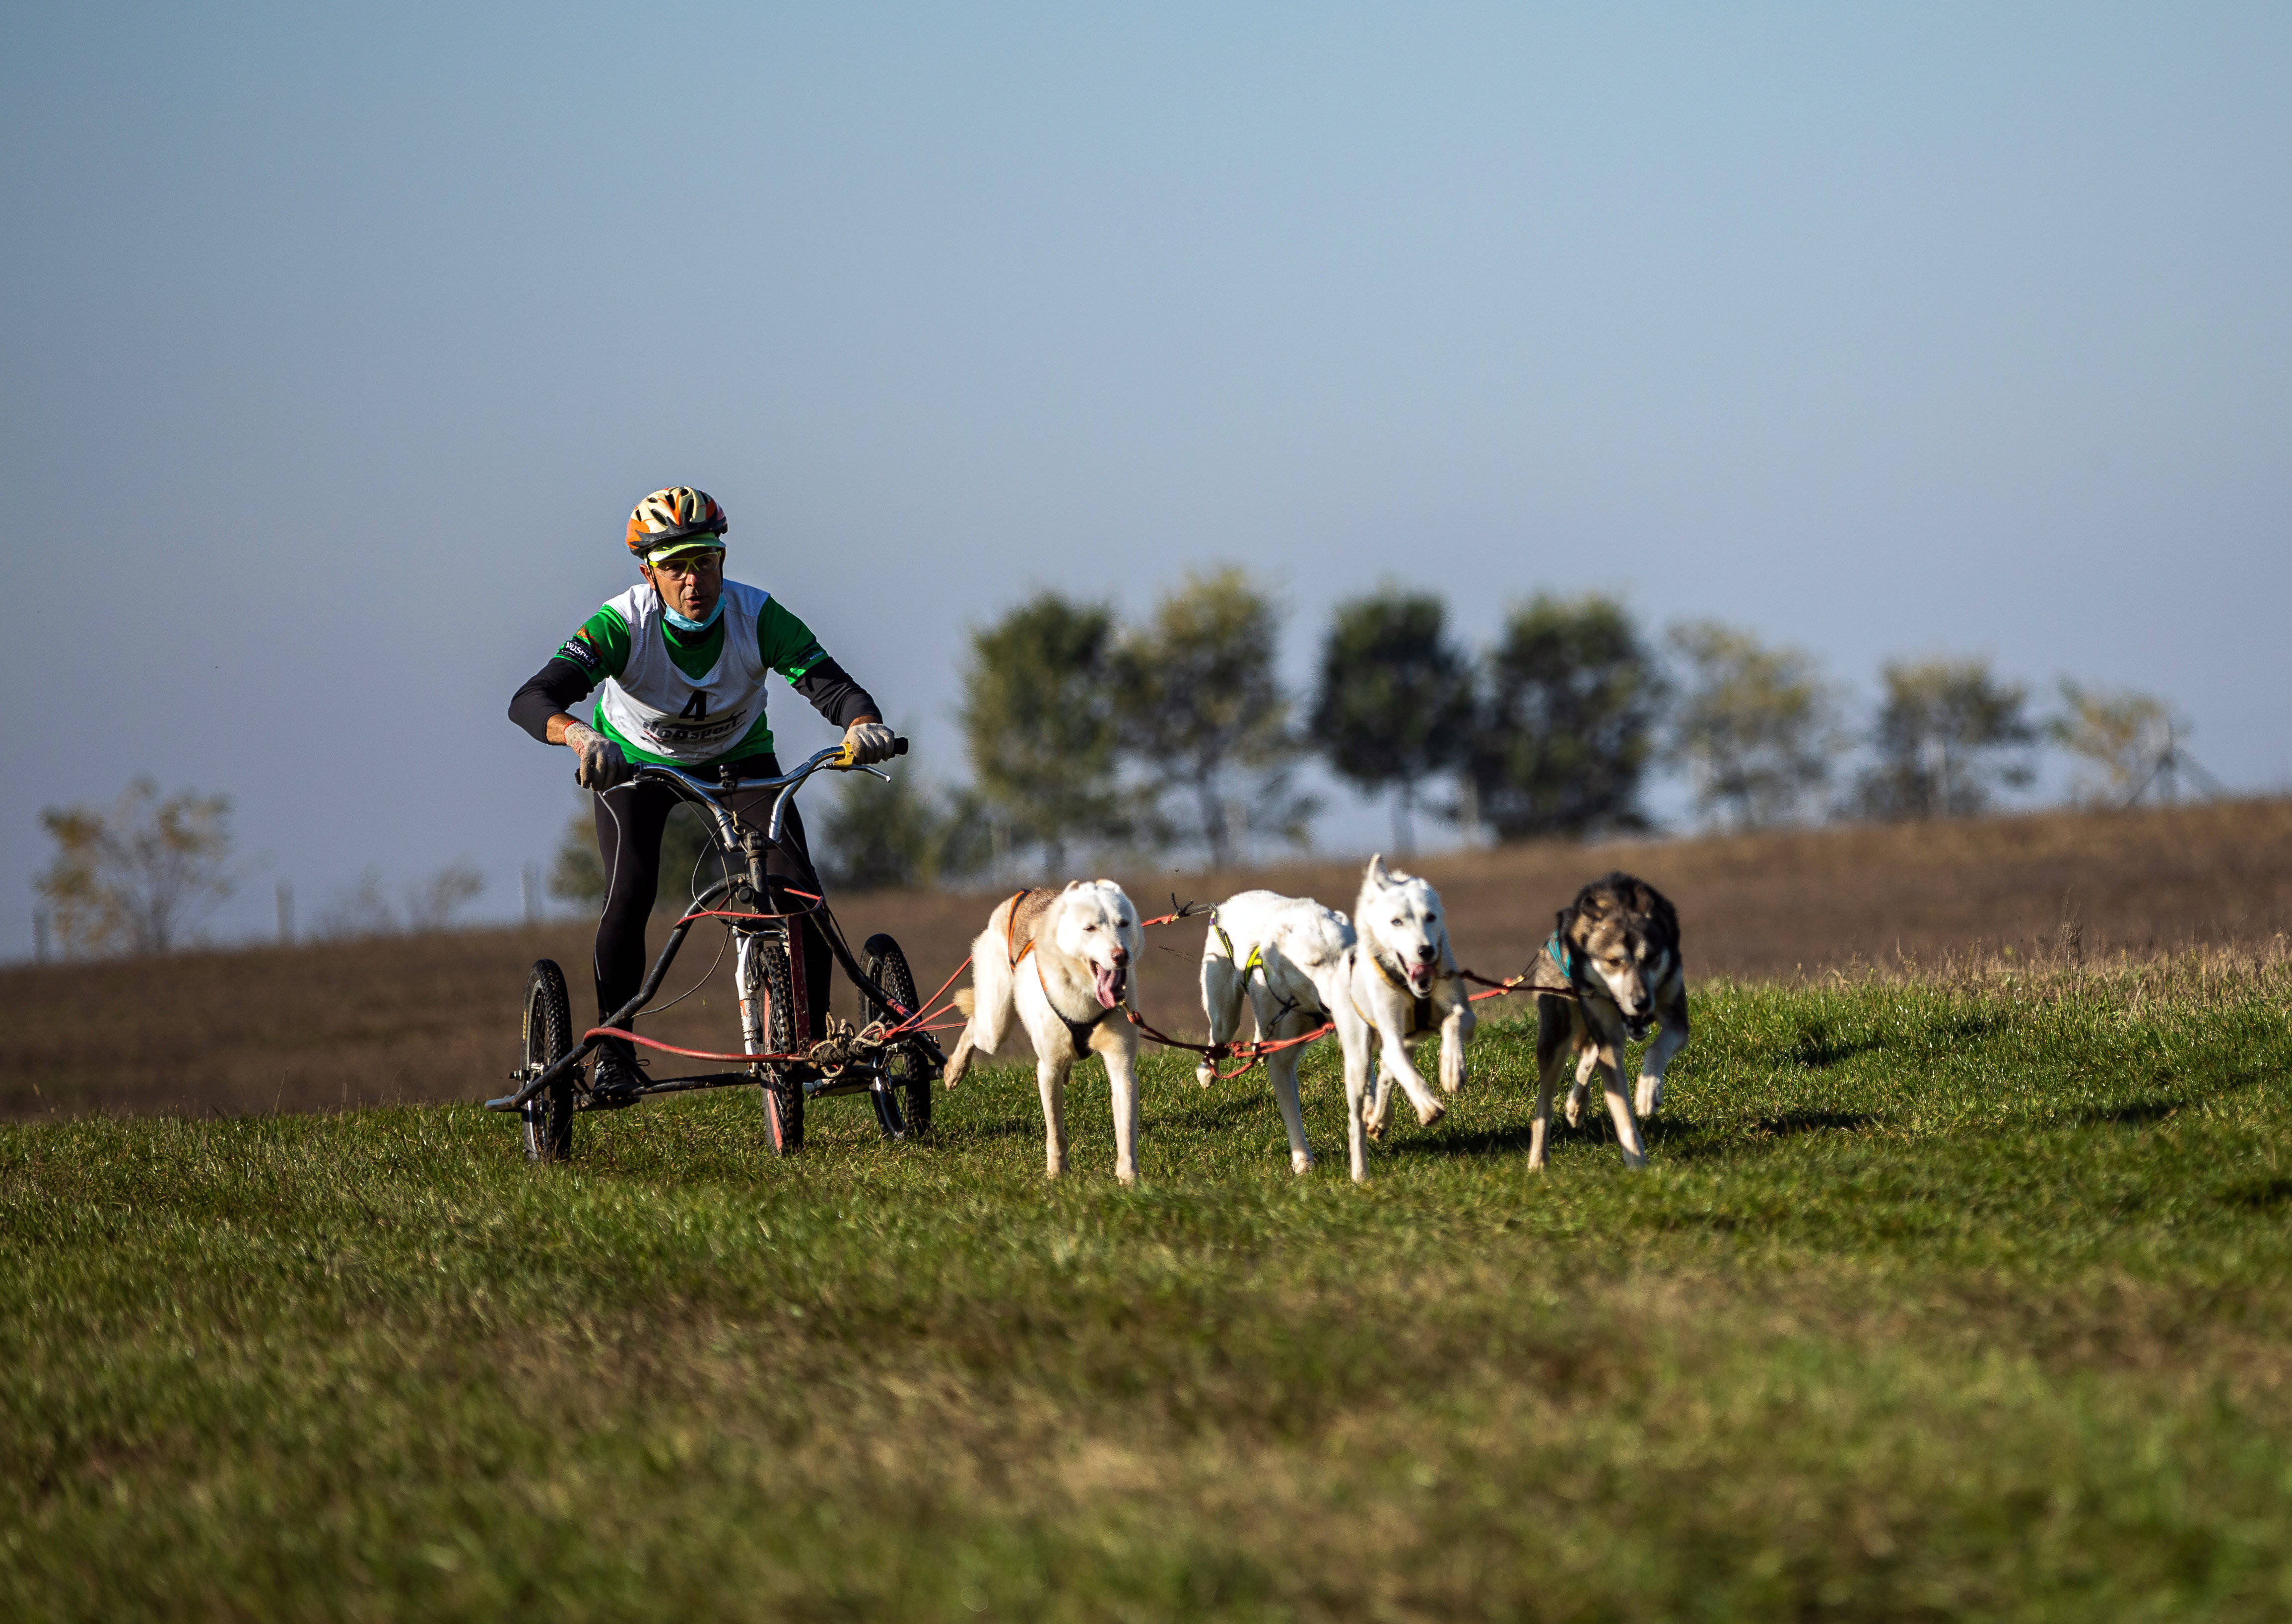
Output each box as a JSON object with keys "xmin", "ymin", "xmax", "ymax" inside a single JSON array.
[{"xmin": 575, "ymin": 738, "xmax": 905, "ymax": 789}]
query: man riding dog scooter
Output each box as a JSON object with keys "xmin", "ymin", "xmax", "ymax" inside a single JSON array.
[{"xmin": 508, "ymin": 486, "xmax": 897, "ymax": 1099}]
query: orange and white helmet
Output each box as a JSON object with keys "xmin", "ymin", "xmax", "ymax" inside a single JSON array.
[{"xmin": 625, "ymin": 486, "xmax": 728, "ymax": 559}]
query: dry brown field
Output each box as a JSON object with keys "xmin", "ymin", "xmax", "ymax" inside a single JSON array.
[{"xmin": 8, "ymin": 796, "xmax": 2290, "ymax": 1121}]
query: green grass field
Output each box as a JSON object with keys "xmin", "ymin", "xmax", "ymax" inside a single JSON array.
[{"xmin": 6, "ymin": 957, "xmax": 2292, "ymax": 1621}]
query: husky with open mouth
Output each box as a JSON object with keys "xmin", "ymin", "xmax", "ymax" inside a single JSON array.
[
  {"xmin": 943, "ymin": 881, "xmax": 1147, "ymax": 1184},
  {"xmin": 1350, "ymin": 855, "xmax": 1476, "ymax": 1141},
  {"xmin": 1530, "ymin": 870, "xmax": 1690, "ymax": 1171}
]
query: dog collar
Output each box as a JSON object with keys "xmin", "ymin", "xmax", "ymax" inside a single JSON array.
[
  {"xmin": 1368, "ymin": 952, "xmax": 1440, "ymax": 1037},
  {"xmin": 1371, "ymin": 953, "xmax": 1417, "ymax": 995}
]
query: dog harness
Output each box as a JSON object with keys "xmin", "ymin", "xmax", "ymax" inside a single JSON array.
[
  {"xmin": 1543, "ymin": 930, "xmax": 1578, "ymax": 982},
  {"xmin": 1004, "ymin": 888, "xmax": 1123, "ymax": 1057},
  {"xmin": 1207, "ymin": 912, "xmax": 1266, "ymax": 980},
  {"xmin": 1211, "ymin": 911, "xmax": 1333, "ymax": 1031}
]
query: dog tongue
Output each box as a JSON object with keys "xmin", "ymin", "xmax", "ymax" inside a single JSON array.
[
  {"xmin": 1409, "ymin": 962, "xmax": 1434, "ymax": 992},
  {"xmin": 1094, "ymin": 963, "xmax": 1123, "ymax": 1008}
]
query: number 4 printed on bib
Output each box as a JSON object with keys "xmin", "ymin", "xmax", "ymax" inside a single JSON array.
[{"xmin": 678, "ymin": 691, "xmax": 709, "ymax": 720}]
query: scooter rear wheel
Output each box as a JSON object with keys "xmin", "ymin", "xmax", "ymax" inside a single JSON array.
[{"xmin": 520, "ymin": 960, "xmax": 575, "ymax": 1162}]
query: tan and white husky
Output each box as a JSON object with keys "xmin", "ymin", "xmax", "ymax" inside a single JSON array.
[{"xmin": 944, "ymin": 881, "xmax": 1147, "ymax": 1184}]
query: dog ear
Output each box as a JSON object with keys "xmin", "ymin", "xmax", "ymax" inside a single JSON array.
[
  {"xmin": 1365, "ymin": 853, "xmax": 1390, "ymax": 887},
  {"xmin": 1063, "ymin": 879, "xmax": 1084, "ymax": 892},
  {"xmin": 1575, "ymin": 887, "xmax": 1610, "ymax": 921}
]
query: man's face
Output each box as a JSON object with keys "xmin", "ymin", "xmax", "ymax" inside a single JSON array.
[{"xmin": 643, "ymin": 547, "xmax": 724, "ymax": 621}]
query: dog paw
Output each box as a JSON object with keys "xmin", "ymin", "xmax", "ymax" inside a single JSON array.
[
  {"xmin": 1563, "ymin": 1094, "xmax": 1584, "ymax": 1128},
  {"xmin": 1365, "ymin": 1119, "xmax": 1387, "ymax": 1142},
  {"xmin": 1290, "ymin": 1152, "xmax": 1314, "ymax": 1175},
  {"xmin": 1194, "ymin": 1063, "xmax": 1217, "ymax": 1090},
  {"xmin": 1415, "ymin": 1100, "xmax": 1446, "ymax": 1128}
]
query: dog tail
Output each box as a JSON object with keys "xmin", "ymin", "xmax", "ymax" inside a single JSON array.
[{"xmin": 951, "ymin": 986, "xmax": 976, "ymax": 1018}]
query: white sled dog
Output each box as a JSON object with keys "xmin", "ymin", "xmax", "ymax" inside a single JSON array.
[
  {"xmin": 1196, "ymin": 890, "xmax": 1378, "ymax": 1181},
  {"xmin": 943, "ymin": 881, "xmax": 1148, "ymax": 1184},
  {"xmin": 1350, "ymin": 855, "xmax": 1476, "ymax": 1140},
  {"xmin": 1529, "ymin": 871, "xmax": 1690, "ymax": 1171}
]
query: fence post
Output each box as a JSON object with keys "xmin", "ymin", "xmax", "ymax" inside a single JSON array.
[
  {"xmin": 33, "ymin": 908, "xmax": 49, "ymax": 964},
  {"xmin": 276, "ymin": 880, "xmax": 295, "ymax": 944},
  {"xmin": 522, "ymin": 864, "xmax": 540, "ymax": 925}
]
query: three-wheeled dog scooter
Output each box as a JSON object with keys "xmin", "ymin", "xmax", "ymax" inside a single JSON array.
[{"xmin": 485, "ymin": 741, "xmax": 944, "ymax": 1161}]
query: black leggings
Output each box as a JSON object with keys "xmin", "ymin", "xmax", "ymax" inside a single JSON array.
[{"xmin": 590, "ymin": 755, "xmax": 833, "ymax": 1042}]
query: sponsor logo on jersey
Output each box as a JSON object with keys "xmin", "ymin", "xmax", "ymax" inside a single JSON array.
[
  {"xmin": 646, "ymin": 710, "xmax": 748, "ymax": 747},
  {"xmin": 557, "ymin": 633, "xmax": 603, "ymax": 672}
]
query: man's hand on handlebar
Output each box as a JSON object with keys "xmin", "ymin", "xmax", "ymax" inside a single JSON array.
[
  {"xmin": 841, "ymin": 720, "xmax": 898, "ymax": 767},
  {"xmin": 565, "ymin": 721, "xmax": 633, "ymax": 789}
]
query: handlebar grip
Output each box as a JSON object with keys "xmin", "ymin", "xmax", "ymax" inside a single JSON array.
[{"xmin": 892, "ymin": 737, "xmax": 909, "ymax": 757}]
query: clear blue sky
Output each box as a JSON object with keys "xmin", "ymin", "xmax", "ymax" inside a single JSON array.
[{"xmin": 3, "ymin": 2, "xmax": 2287, "ymax": 949}]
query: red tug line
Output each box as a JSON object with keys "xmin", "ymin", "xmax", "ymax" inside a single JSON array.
[{"xmin": 625, "ymin": 896, "xmax": 1552, "ymax": 1081}]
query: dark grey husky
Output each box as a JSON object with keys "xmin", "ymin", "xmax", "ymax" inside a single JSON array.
[{"xmin": 1530, "ymin": 872, "xmax": 1690, "ymax": 1170}]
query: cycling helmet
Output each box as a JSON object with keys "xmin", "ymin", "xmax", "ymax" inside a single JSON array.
[{"xmin": 625, "ymin": 486, "xmax": 728, "ymax": 560}]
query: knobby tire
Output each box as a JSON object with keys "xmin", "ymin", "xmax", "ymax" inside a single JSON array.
[
  {"xmin": 864, "ymin": 933, "xmax": 931, "ymax": 1140},
  {"xmin": 756, "ymin": 939, "xmax": 805, "ymax": 1154},
  {"xmin": 521, "ymin": 960, "xmax": 576, "ymax": 1162}
]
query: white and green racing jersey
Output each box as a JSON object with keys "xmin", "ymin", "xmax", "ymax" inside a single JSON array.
[{"xmin": 554, "ymin": 582, "xmax": 830, "ymax": 769}]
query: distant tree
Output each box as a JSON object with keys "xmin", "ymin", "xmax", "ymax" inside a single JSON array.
[
  {"xmin": 405, "ymin": 860, "xmax": 486, "ymax": 931},
  {"xmin": 314, "ymin": 867, "xmax": 399, "ymax": 938},
  {"xmin": 1311, "ymin": 589, "xmax": 1473, "ymax": 853},
  {"xmin": 814, "ymin": 771, "xmax": 995, "ymax": 892},
  {"xmin": 1115, "ymin": 568, "xmax": 1316, "ymax": 868},
  {"xmin": 314, "ymin": 860, "xmax": 489, "ymax": 937},
  {"xmin": 818, "ymin": 772, "xmax": 939, "ymax": 891},
  {"xmin": 548, "ymin": 813, "xmax": 606, "ymax": 908},
  {"xmin": 548, "ymin": 803, "xmax": 719, "ymax": 910},
  {"xmin": 919, "ymin": 788, "xmax": 995, "ymax": 884},
  {"xmin": 960, "ymin": 593, "xmax": 1128, "ymax": 872},
  {"xmin": 1666, "ymin": 621, "xmax": 1843, "ymax": 830},
  {"xmin": 1855, "ymin": 656, "xmax": 2035, "ymax": 819},
  {"xmin": 1464, "ymin": 594, "xmax": 1666, "ymax": 841},
  {"xmin": 2049, "ymin": 679, "xmax": 2179, "ymax": 806},
  {"xmin": 37, "ymin": 778, "xmax": 235, "ymax": 956}
]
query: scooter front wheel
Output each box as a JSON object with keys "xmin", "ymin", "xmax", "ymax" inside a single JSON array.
[{"xmin": 752, "ymin": 940, "xmax": 805, "ymax": 1155}]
